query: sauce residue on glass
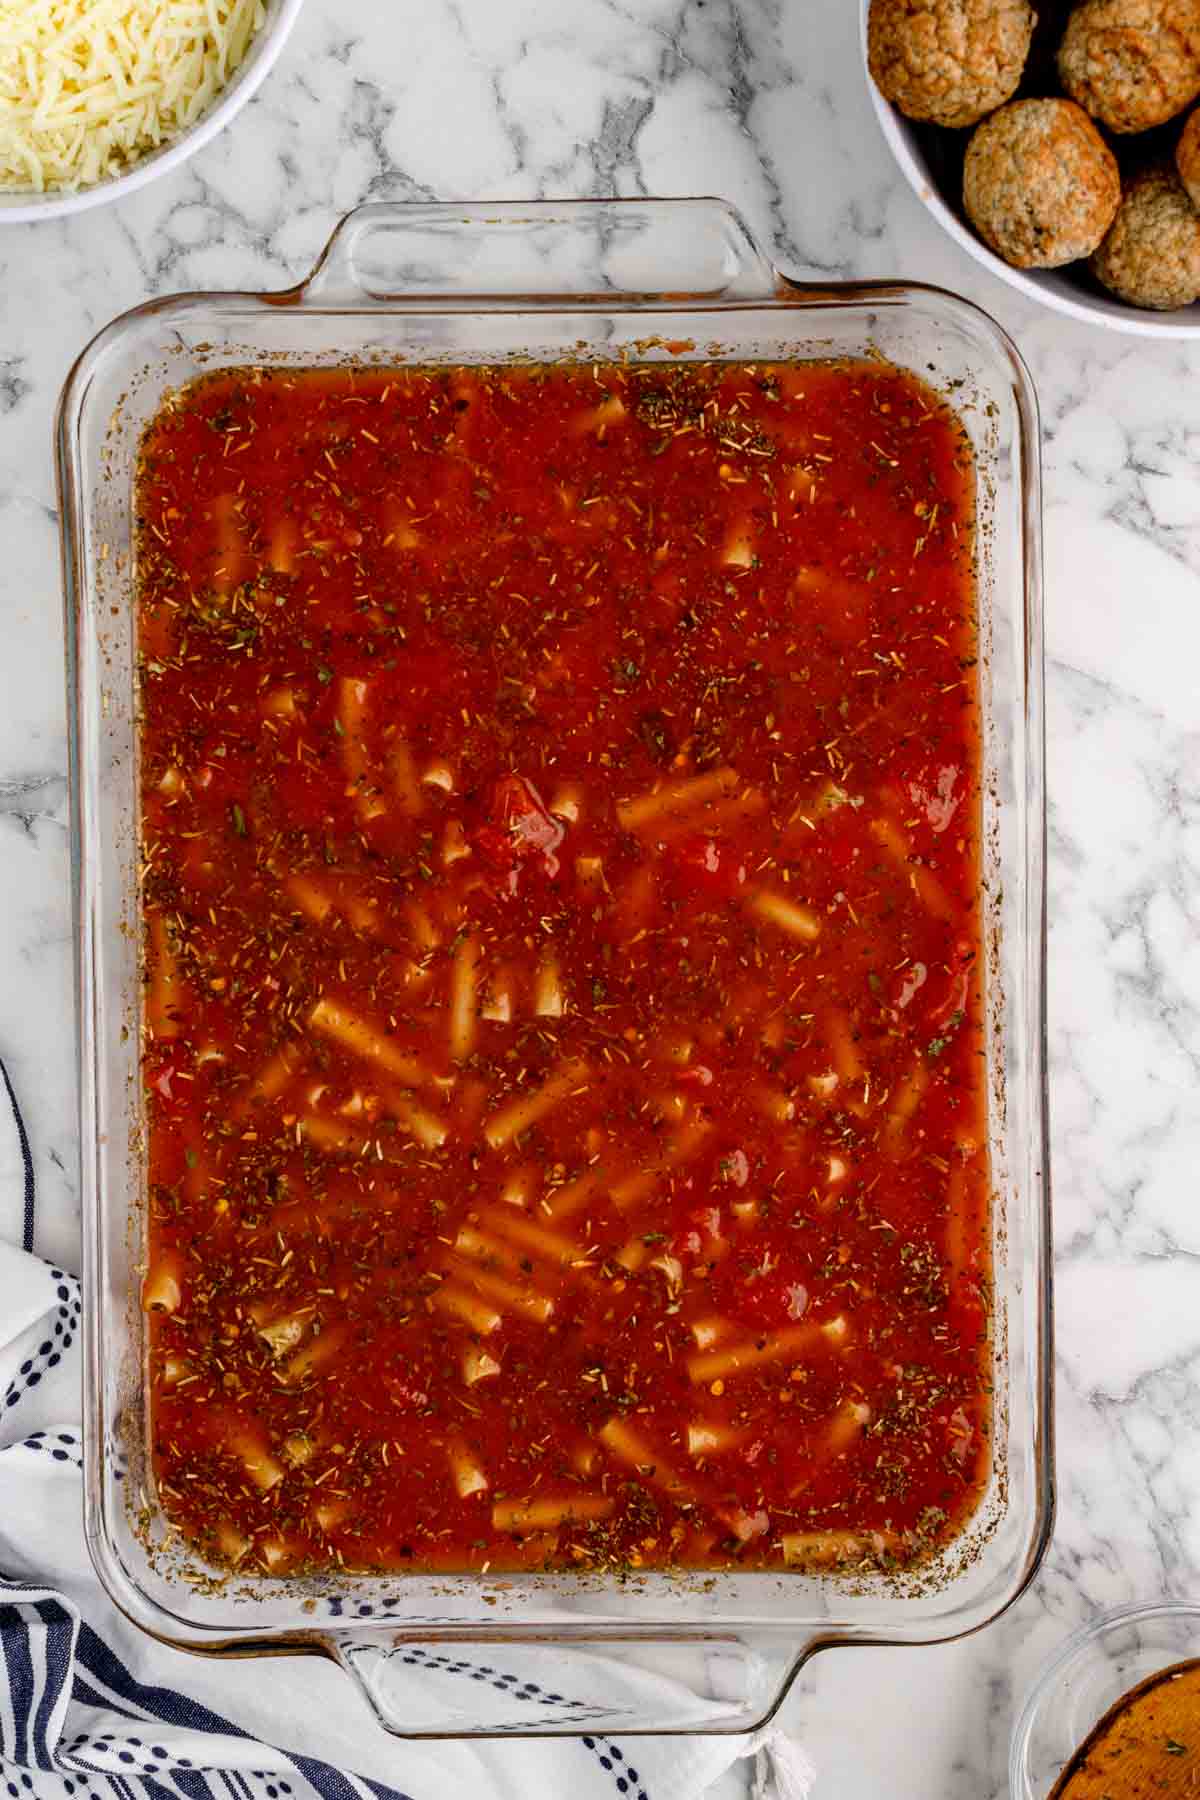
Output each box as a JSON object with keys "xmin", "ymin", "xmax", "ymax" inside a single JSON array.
[{"xmin": 134, "ymin": 358, "xmax": 990, "ymax": 1578}]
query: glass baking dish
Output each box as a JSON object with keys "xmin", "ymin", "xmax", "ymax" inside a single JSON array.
[{"xmin": 58, "ymin": 197, "xmax": 1051, "ymax": 1739}]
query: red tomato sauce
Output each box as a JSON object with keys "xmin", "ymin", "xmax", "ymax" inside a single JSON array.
[{"xmin": 136, "ymin": 358, "xmax": 989, "ymax": 1578}]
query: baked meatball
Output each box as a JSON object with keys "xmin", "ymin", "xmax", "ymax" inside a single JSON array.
[
  {"xmin": 1176, "ymin": 103, "xmax": 1200, "ymax": 203},
  {"xmin": 1058, "ymin": 0, "xmax": 1200, "ymax": 133},
  {"xmin": 1091, "ymin": 164, "xmax": 1200, "ymax": 306},
  {"xmin": 868, "ymin": 0, "xmax": 1037, "ymax": 129},
  {"xmin": 963, "ymin": 98, "xmax": 1121, "ymax": 266}
]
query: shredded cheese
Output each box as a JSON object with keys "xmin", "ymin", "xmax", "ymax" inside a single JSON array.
[{"xmin": 0, "ymin": 0, "xmax": 268, "ymax": 194}]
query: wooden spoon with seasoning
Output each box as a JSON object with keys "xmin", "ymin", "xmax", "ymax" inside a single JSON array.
[{"xmin": 1051, "ymin": 1659, "xmax": 1200, "ymax": 1797}]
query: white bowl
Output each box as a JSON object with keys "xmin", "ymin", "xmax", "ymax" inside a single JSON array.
[
  {"xmin": 0, "ymin": 0, "xmax": 305, "ymax": 226},
  {"xmin": 859, "ymin": 0, "xmax": 1200, "ymax": 338}
]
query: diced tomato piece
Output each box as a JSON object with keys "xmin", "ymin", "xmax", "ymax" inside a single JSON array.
[
  {"xmin": 717, "ymin": 1504, "xmax": 769, "ymax": 1544},
  {"xmin": 721, "ymin": 1148, "xmax": 750, "ymax": 1188},
  {"xmin": 494, "ymin": 776, "xmax": 564, "ymax": 870},
  {"xmin": 892, "ymin": 962, "xmax": 927, "ymax": 1010},
  {"xmin": 928, "ymin": 966, "xmax": 969, "ymax": 1028},
  {"xmin": 670, "ymin": 835, "xmax": 747, "ymax": 901},
  {"xmin": 471, "ymin": 776, "xmax": 565, "ymax": 893},
  {"xmin": 675, "ymin": 1204, "xmax": 726, "ymax": 1263},
  {"xmin": 473, "ymin": 823, "xmax": 519, "ymax": 873},
  {"xmin": 727, "ymin": 1270, "xmax": 810, "ymax": 1331},
  {"xmin": 945, "ymin": 1405, "xmax": 975, "ymax": 1466},
  {"xmin": 908, "ymin": 763, "xmax": 963, "ymax": 835}
]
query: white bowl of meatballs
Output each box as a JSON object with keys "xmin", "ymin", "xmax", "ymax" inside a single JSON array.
[{"xmin": 861, "ymin": 0, "xmax": 1200, "ymax": 335}]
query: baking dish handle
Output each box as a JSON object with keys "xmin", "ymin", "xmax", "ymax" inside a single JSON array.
[
  {"xmin": 292, "ymin": 198, "xmax": 780, "ymax": 306},
  {"xmin": 328, "ymin": 1628, "xmax": 804, "ymax": 1737}
]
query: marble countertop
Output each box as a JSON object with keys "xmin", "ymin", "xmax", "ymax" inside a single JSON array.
[{"xmin": 3, "ymin": 2, "xmax": 1199, "ymax": 1794}]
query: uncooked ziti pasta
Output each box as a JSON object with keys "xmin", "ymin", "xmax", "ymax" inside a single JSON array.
[{"xmin": 136, "ymin": 356, "xmax": 990, "ymax": 1577}]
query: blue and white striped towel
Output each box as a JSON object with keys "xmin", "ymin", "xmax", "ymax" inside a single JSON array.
[{"xmin": 0, "ymin": 1055, "xmax": 815, "ymax": 1800}]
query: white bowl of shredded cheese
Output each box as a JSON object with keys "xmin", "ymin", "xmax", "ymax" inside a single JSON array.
[{"xmin": 0, "ymin": 0, "xmax": 305, "ymax": 222}]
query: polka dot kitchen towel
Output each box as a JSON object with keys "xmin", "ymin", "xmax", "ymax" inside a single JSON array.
[{"xmin": 0, "ymin": 1054, "xmax": 815, "ymax": 1800}]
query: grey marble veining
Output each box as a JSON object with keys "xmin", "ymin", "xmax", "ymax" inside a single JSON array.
[{"xmin": 3, "ymin": 2, "xmax": 1200, "ymax": 1794}]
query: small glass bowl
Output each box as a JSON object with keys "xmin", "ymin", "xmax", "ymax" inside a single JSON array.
[{"xmin": 1011, "ymin": 1601, "xmax": 1200, "ymax": 1798}]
